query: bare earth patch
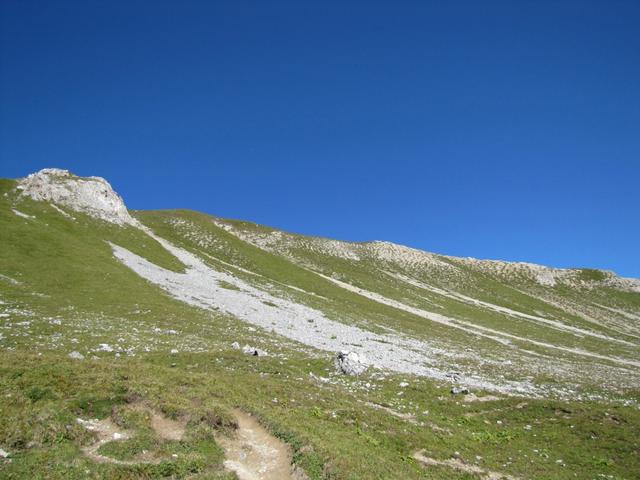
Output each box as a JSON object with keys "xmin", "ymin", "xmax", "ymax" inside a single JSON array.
[
  {"xmin": 462, "ymin": 393, "xmax": 503, "ymax": 403},
  {"xmin": 217, "ymin": 409, "xmax": 301, "ymax": 480},
  {"xmin": 76, "ymin": 418, "xmax": 141, "ymax": 465},
  {"xmin": 76, "ymin": 406, "xmax": 186, "ymax": 465},
  {"xmin": 149, "ymin": 410, "xmax": 185, "ymax": 441}
]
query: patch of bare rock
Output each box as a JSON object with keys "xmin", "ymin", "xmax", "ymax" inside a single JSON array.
[{"xmin": 17, "ymin": 168, "xmax": 136, "ymax": 225}]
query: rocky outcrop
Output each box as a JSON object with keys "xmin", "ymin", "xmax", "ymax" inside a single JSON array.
[{"xmin": 17, "ymin": 168, "xmax": 136, "ymax": 226}]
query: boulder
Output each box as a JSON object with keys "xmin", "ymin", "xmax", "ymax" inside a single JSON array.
[
  {"xmin": 334, "ymin": 351, "xmax": 367, "ymax": 376},
  {"xmin": 451, "ymin": 386, "xmax": 470, "ymax": 395}
]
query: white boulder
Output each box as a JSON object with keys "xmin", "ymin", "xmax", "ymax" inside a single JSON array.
[
  {"xmin": 68, "ymin": 351, "xmax": 85, "ymax": 360},
  {"xmin": 334, "ymin": 351, "xmax": 367, "ymax": 376}
]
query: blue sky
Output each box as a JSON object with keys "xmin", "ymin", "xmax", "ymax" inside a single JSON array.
[{"xmin": 1, "ymin": 1, "xmax": 639, "ymax": 277}]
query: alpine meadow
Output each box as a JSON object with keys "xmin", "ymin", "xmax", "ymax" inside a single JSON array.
[{"xmin": 0, "ymin": 168, "xmax": 638, "ymax": 479}]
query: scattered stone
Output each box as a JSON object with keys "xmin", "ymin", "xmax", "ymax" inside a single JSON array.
[
  {"xmin": 334, "ymin": 351, "xmax": 367, "ymax": 376},
  {"xmin": 68, "ymin": 351, "xmax": 85, "ymax": 360},
  {"xmin": 242, "ymin": 344, "xmax": 268, "ymax": 356},
  {"xmin": 231, "ymin": 341, "xmax": 240, "ymax": 350},
  {"xmin": 309, "ymin": 372, "xmax": 329, "ymax": 383},
  {"xmin": 446, "ymin": 372, "xmax": 462, "ymax": 383},
  {"xmin": 399, "ymin": 381, "xmax": 409, "ymax": 388},
  {"xmin": 451, "ymin": 386, "xmax": 470, "ymax": 395},
  {"xmin": 170, "ymin": 349, "xmax": 179, "ymax": 354},
  {"xmin": 0, "ymin": 448, "xmax": 9, "ymax": 458}
]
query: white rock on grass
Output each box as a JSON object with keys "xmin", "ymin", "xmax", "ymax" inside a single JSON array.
[
  {"xmin": 451, "ymin": 386, "xmax": 470, "ymax": 395},
  {"xmin": 242, "ymin": 345, "xmax": 267, "ymax": 356},
  {"xmin": 68, "ymin": 351, "xmax": 85, "ymax": 360},
  {"xmin": 17, "ymin": 168, "xmax": 136, "ymax": 226},
  {"xmin": 12, "ymin": 209, "xmax": 34, "ymax": 219},
  {"xmin": 0, "ymin": 448, "xmax": 9, "ymax": 458},
  {"xmin": 335, "ymin": 351, "xmax": 367, "ymax": 376}
]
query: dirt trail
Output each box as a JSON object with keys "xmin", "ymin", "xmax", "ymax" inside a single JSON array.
[
  {"xmin": 149, "ymin": 409, "xmax": 186, "ymax": 441},
  {"xmin": 217, "ymin": 409, "xmax": 300, "ymax": 480}
]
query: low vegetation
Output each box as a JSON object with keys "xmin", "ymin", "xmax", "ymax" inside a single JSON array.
[{"xmin": 1, "ymin": 171, "xmax": 639, "ymax": 479}]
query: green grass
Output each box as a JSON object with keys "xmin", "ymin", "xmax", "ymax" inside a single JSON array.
[{"xmin": 1, "ymin": 351, "xmax": 639, "ymax": 479}]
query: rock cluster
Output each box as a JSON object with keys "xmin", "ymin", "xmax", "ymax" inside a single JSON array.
[{"xmin": 232, "ymin": 342, "xmax": 267, "ymax": 356}]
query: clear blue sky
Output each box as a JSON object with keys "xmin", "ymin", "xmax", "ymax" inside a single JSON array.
[{"xmin": 1, "ymin": 1, "xmax": 639, "ymax": 277}]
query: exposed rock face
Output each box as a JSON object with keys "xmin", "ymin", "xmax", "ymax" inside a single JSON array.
[
  {"xmin": 334, "ymin": 351, "xmax": 367, "ymax": 376},
  {"xmin": 17, "ymin": 168, "xmax": 136, "ymax": 226}
]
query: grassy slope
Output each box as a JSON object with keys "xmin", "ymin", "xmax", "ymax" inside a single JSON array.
[
  {"xmin": 0, "ymin": 183, "xmax": 639, "ymax": 479},
  {"xmin": 160, "ymin": 213, "xmax": 639, "ymax": 387}
]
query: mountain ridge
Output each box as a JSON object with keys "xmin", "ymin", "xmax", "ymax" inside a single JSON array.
[{"xmin": 12, "ymin": 168, "xmax": 637, "ymax": 286}]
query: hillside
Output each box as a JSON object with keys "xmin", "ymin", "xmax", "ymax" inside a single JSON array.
[{"xmin": 1, "ymin": 169, "xmax": 639, "ymax": 479}]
